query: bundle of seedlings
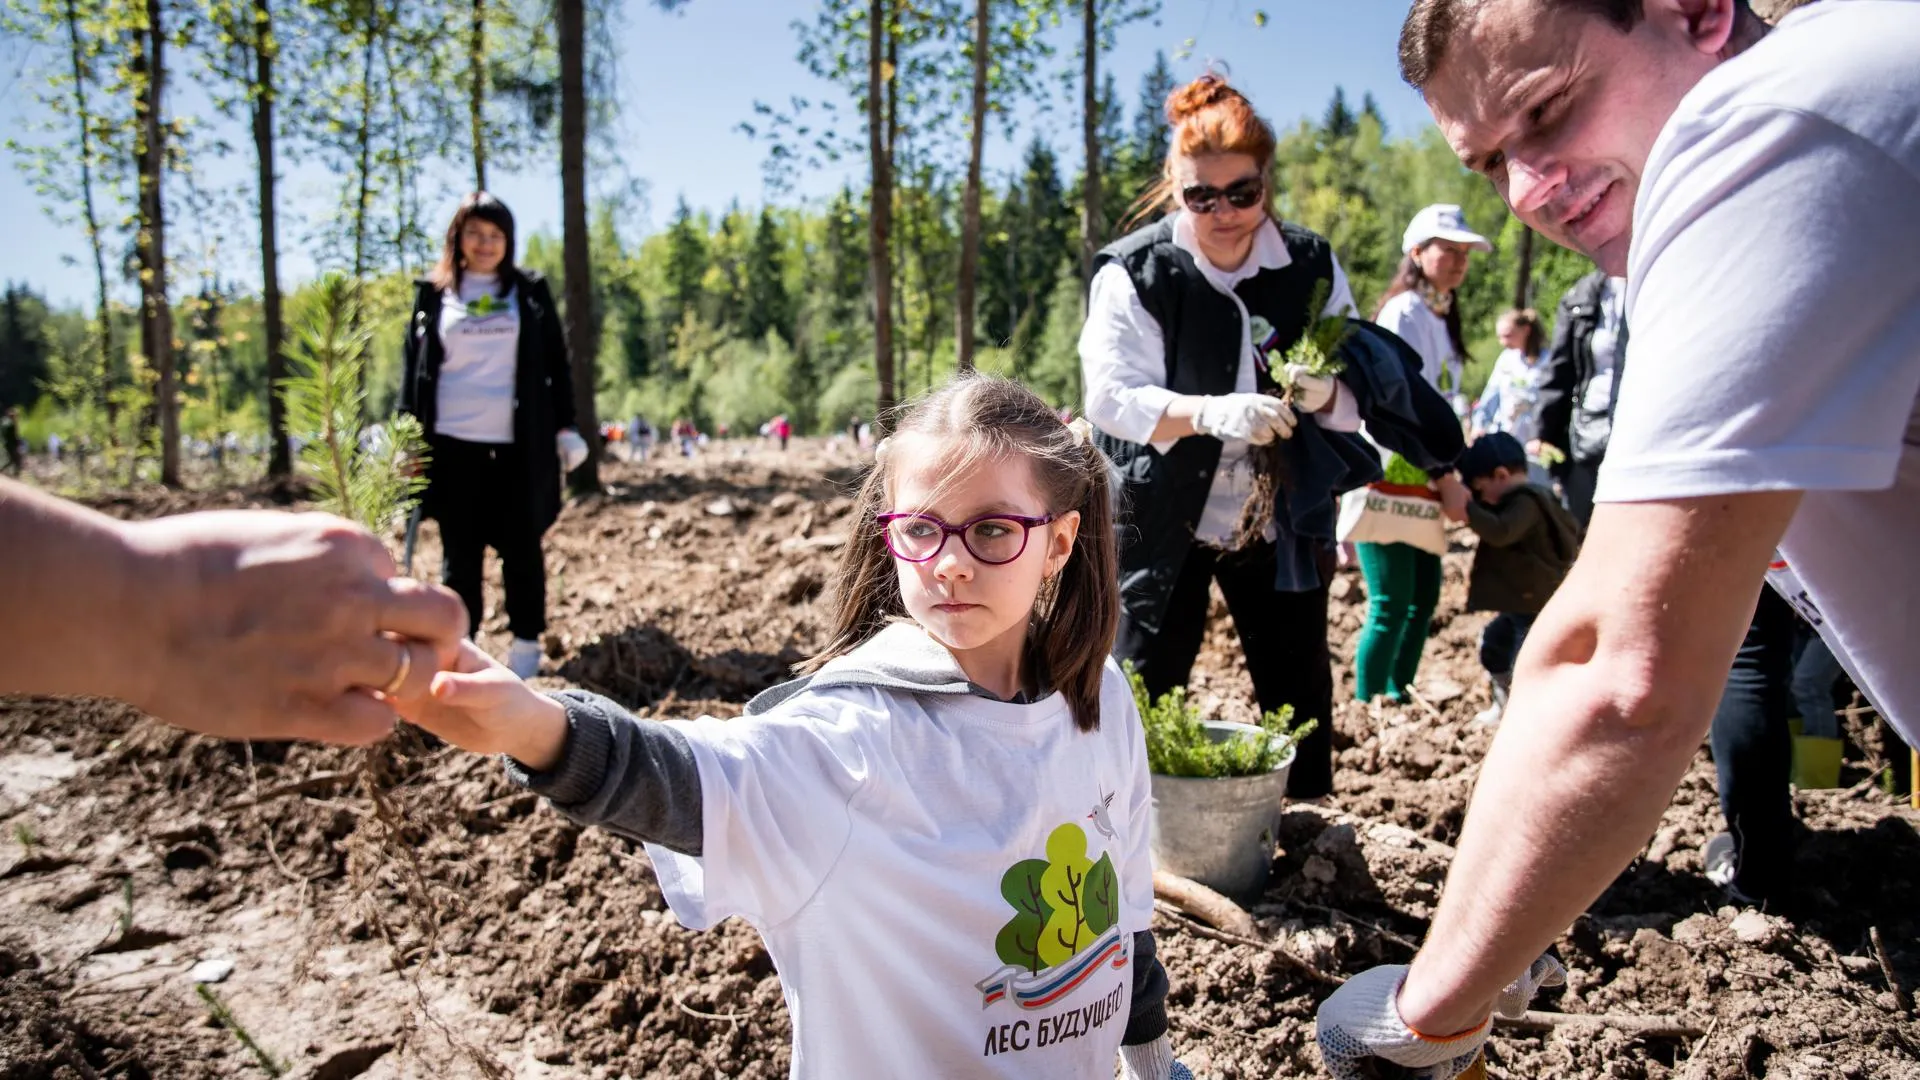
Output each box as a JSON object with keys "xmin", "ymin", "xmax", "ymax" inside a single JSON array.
[
  {"xmin": 1128, "ymin": 665, "xmax": 1318, "ymax": 779},
  {"xmin": 277, "ymin": 274, "xmax": 506, "ymax": 1077},
  {"xmin": 1234, "ymin": 278, "xmax": 1352, "ymax": 547}
]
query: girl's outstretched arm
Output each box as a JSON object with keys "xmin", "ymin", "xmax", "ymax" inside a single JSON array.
[{"xmin": 396, "ymin": 642, "xmax": 705, "ymax": 854}]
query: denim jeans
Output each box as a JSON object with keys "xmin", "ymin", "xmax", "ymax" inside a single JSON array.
[
  {"xmin": 1708, "ymin": 587, "xmax": 1797, "ymax": 900},
  {"xmin": 1479, "ymin": 612, "xmax": 1537, "ymax": 677}
]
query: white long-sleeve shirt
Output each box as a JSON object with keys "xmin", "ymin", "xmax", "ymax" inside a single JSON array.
[{"xmin": 1079, "ymin": 212, "xmax": 1358, "ymax": 546}]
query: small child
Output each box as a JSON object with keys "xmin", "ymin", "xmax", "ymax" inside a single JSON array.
[
  {"xmin": 1457, "ymin": 432, "xmax": 1581, "ymax": 726},
  {"xmin": 392, "ymin": 375, "xmax": 1187, "ymax": 1079}
]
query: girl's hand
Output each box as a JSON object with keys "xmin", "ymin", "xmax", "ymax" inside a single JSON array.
[{"xmin": 391, "ymin": 639, "xmax": 569, "ymax": 769}]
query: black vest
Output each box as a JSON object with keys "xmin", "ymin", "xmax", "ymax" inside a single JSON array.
[{"xmin": 1092, "ymin": 217, "xmax": 1335, "ymax": 633}]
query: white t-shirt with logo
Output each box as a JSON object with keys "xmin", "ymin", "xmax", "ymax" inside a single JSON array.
[
  {"xmin": 435, "ymin": 272, "xmax": 520, "ymax": 443},
  {"xmin": 645, "ymin": 654, "xmax": 1155, "ymax": 1078},
  {"xmin": 1598, "ymin": 0, "xmax": 1920, "ymax": 745}
]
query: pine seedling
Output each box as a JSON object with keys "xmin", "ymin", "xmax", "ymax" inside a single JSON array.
[
  {"xmin": 1127, "ymin": 663, "xmax": 1318, "ymax": 779},
  {"xmin": 1270, "ymin": 278, "xmax": 1351, "ymax": 404},
  {"xmin": 277, "ymin": 273, "xmax": 427, "ymax": 533}
]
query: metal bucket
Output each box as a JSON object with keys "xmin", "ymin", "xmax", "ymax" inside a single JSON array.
[{"xmin": 1148, "ymin": 721, "xmax": 1295, "ymax": 899}]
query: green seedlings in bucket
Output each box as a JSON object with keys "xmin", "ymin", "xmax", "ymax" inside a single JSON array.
[
  {"xmin": 1381, "ymin": 453, "xmax": 1432, "ymax": 487},
  {"xmin": 1127, "ymin": 664, "xmax": 1318, "ymax": 779},
  {"xmin": 196, "ymin": 984, "xmax": 286, "ymax": 1077}
]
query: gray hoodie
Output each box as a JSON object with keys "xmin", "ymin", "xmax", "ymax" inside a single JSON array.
[{"xmin": 504, "ymin": 622, "xmax": 1171, "ymax": 1048}]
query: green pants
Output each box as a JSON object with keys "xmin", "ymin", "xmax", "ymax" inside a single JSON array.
[{"xmin": 1355, "ymin": 542, "xmax": 1442, "ymax": 702}]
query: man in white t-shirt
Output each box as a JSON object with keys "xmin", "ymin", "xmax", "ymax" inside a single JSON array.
[{"xmin": 1316, "ymin": 2, "xmax": 1920, "ymax": 1076}]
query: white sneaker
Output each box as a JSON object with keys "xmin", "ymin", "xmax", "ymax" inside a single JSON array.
[
  {"xmin": 1702, "ymin": 832, "xmax": 1759, "ymax": 904},
  {"xmin": 506, "ymin": 637, "xmax": 543, "ymax": 679}
]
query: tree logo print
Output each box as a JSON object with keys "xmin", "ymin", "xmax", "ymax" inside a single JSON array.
[{"xmin": 994, "ymin": 822, "xmax": 1119, "ymax": 975}]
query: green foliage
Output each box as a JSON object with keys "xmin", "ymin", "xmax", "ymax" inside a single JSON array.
[
  {"xmin": 1273, "ymin": 278, "xmax": 1352, "ymax": 394},
  {"xmin": 1128, "ymin": 663, "xmax": 1318, "ymax": 779},
  {"xmin": 1382, "ymin": 454, "xmax": 1432, "ymax": 487},
  {"xmin": 278, "ymin": 273, "xmax": 424, "ymax": 532}
]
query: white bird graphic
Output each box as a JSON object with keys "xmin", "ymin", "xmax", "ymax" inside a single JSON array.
[{"xmin": 1086, "ymin": 788, "xmax": 1118, "ymax": 841}]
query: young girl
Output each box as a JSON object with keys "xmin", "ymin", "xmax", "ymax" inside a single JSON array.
[
  {"xmin": 1470, "ymin": 309, "xmax": 1549, "ymax": 446},
  {"xmin": 393, "ymin": 375, "xmax": 1186, "ymax": 1079}
]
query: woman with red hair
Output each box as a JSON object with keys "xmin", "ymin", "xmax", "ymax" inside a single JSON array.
[{"xmin": 1080, "ymin": 74, "xmax": 1462, "ymax": 801}]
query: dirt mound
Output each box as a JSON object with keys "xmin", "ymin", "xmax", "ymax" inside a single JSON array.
[{"xmin": 6, "ymin": 439, "xmax": 1919, "ymax": 1078}]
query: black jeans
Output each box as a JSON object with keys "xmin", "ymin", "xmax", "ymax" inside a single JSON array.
[
  {"xmin": 1116, "ymin": 541, "xmax": 1335, "ymax": 799},
  {"xmin": 1478, "ymin": 612, "xmax": 1536, "ymax": 677},
  {"xmin": 427, "ymin": 435, "xmax": 548, "ymax": 641},
  {"xmin": 1562, "ymin": 457, "xmax": 1603, "ymax": 531},
  {"xmin": 1709, "ymin": 586, "xmax": 1798, "ymax": 900}
]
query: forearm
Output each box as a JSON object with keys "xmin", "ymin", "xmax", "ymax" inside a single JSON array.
[
  {"xmin": 1149, "ymin": 396, "xmax": 1204, "ymax": 443},
  {"xmin": 1397, "ymin": 494, "xmax": 1791, "ymax": 1035},
  {"xmin": 1397, "ymin": 621, "xmax": 1716, "ymax": 1032},
  {"xmin": 0, "ymin": 479, "xmax": 155, "ymax": 703},
  {"xmin": 506, "ymin": 690, "xmax": 704, "ymax": 854}
]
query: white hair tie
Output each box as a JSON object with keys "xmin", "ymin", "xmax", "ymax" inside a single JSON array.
[{"xmin": 1066, "ymin": 417, "xmax": 1095, "ymax": 447}]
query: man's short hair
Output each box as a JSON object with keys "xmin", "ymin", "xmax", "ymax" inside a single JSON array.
[
  {"xmin": 1399, "ymin": 0, "xmax": 1649, "ymax": 89},
  {"xmin": 1459, "ymin": 432, "xmax": 1530, "ymax": 483}
]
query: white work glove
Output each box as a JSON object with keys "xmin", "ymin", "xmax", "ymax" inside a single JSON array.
[
  {"xmin": 556, "ymin": 428, "xmax": 588, "ymax": 472},
  {"xmin": 1283, "ymin": 363, "xmax": 1338, "ymax": 414},
  {"xmin": 1192, "ymin": 393, "xmax": 1297, "ymax": 445},
  {"xmin": 1119, "ymin": 1035, "xmax": 1194, "ymax": 1080},
  {"xmin": 1315, "ymin": 956, "xmax": 1567, "ymax": 1080}
]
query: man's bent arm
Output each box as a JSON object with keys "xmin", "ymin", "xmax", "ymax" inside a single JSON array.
[{"xmin": 1396, "ymin": 490, "xmax": 1801, "ymax": 1035}]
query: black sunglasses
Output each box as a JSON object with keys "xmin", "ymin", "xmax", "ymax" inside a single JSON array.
[{"xmin": 1181, "ymin": 176, "xmax": 1264, "ymax": 215}]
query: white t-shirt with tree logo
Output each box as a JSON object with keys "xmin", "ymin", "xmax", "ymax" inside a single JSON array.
[{"xmin": 646, "ymin": 648, "xmax": 1154, "ymax": 1078}]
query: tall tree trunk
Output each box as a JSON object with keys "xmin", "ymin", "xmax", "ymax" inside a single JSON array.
[
  {"xmin": 1080, "ymin": 0, "xmax": 1101, "ymax": 290},
  {"xmin": 63, "ymin": 0, "xmax": 115, "ymax": 429},
  {"xmin": 557, "ymin": 0, "xmax": 600, "ymax": 491},
  {"xmin": 352, "ymin": 16, "xmax": 376, "ymax": 280},
  {"xmin": 1512, "ymin": 225, "xmax": 1536, "ymax": 310},
  {"xmin": 955, "ymin": 0, "xmax": 988, "ymax": 372},
  {"xmin": 469, "ymin": 0, "xmax": 487, "ymax": 191},
  {"xmin": 254, "ymin": 0, "xmax": 289, "ymax": 478},
  {"xmin": 135, "ymin": 0, "xmax": 178, "ymax": 487},
  {"xmin": 867, "ymin": 0, "xmax": 895, "ymax": 422}
]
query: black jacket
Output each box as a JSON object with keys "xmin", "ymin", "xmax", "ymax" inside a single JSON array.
[
  {"xmin": 399, "ymin": 270, "xmax": 576, "ymax": 532},
  {"xmin": 1538, "ymin": 270, "xmax": 1625, "ymax": 469}
]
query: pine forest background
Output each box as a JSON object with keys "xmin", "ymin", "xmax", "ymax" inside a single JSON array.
[{"xmin": 0, "ymin": 0, "xmax": 1596, "ymax": 491}]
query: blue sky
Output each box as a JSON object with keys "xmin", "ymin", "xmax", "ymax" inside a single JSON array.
[{"xmin": 0, "ymin": 1, "xmax": 1434, "ymax": 308}]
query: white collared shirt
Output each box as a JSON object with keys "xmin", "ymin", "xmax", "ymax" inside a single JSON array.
[{"xmin": 1079, "ymin": 212, "xmax": 1358, "ymax": 545}]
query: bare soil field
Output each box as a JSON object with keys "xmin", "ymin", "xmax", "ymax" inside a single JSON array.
[{"xmin": 4, "ymin": 439, "xmax": 1916, "ymax": 1079}]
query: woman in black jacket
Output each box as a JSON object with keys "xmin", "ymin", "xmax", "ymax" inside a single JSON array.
[
  {"xmin": 399, "ymin": 192, "xmax": 585, "ymax": 678},
  {"xmin": 1080, "ymin": 74, "xmax": 1463, "ymax": 800}
]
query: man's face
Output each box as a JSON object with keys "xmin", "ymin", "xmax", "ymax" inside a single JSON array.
[{"xmin": 1422, "ymin": 0, "xmax": 1736, "ymax": 276}]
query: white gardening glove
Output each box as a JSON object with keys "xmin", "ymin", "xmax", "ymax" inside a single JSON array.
[
  {"xmin": 1314, "ymin": 966, "xmax": 1488, "ymax": 1080},
  {"xmin": 1283, "ymin": 363, "xmax": 1338, "ymax": 414},
  {"xmin": 1495, "ymin": 953, "xmax": 1566, "ymax": 1019},
  {"xmin": 556, "ymin": 428, "xmax": 588, "ymax": 472},
  {"xmin": 1119, "ymin": 1035, "xmax": 1194, "ymax": 1080},
  {"xmin": 1192, "ymin": 393, "xmax": 1297, "ymax": 445}
]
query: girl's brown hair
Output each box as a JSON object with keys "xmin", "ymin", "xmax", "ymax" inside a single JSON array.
[
  {"xmin": 1122, "ymin": 72, "xmax": 1279, "ymax": 232},
  {"xmin": 805, "ymin": 374, "xmax": 1120, "ymax": 733},
  {"xmin": 428, "ymin": 191, "xmax": 519, "ymax": 296},
  {"xmin": 1376, "ymin": 249, "xmax": 1468, "ymax": 363},
  {"xmin": 1498, "ymin": 308, "xmax": 1544, "ymax": 357}
]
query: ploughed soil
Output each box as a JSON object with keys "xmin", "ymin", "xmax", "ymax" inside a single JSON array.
[{"xmin": 4, "ymin": 438, "xmax": 1917, "ymax": 1079}]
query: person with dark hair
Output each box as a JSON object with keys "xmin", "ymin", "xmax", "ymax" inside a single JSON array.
[
  {"xmin": 1538, "ymin": 268, "xmax": 1629, "ymax": 528},
  {"xmin": 1081, "ymin": 73, "xmax": 1463, "ymax": 801},
  {"xmin": 1455, "ymin": 432, "xmax": 1580, "ymax": 727},
  {"xmin": 400, "ymin": 192, "xmax": 586, "ymax": 679},
  {"xmin": 1470, "ymin": 309, "xmax": 1550, "ymax": 457},
  {"xmin": 1, "ymin": 408, "xmax": 22, "ymax": 477},
  {"xmin": 380, "ymin": 374, "xmax": 1193, "ymax": 1080},
  {"xmin": 1347, "ymin": 205, "xmax": 1489, "ymax": 706},
  {"xmin": 1319, "ymin": 2, "xmax": 1920, "ymax": 1076}
]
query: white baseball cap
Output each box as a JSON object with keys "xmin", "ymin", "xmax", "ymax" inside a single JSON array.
[{"xmin": 1403, "ymin": 204, "xmax": 1493, "ymax": 254}]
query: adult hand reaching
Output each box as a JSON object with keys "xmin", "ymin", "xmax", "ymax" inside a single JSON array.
[{"xmin": 0, "ymin": 477, "xmax": 467, "ymax": 745}]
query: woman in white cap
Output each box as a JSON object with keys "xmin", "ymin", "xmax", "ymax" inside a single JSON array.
[{"xmin": 1350, "ymin": 204, "xmax": 1490, "ymax": 704}]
